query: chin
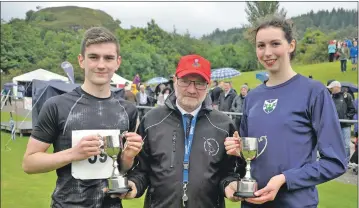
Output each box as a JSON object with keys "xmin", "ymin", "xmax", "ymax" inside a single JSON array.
[
  {"xmin": 91, "ymin": 79, "xmax": 110, "ymax": 86},
  {"xmin": 180, "ymin": 98, "xmax": 200, "ymax": 109}
]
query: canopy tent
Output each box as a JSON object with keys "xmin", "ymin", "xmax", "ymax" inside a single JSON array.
[
  {"xmin": 111, "ymin": 73, "xmax": 132, "ymax": 86},
  {"xmin": 12, "ymin": 69, "xmax": 69, "ymax": 97},
  {"xmin": 31, "ymin": 79, "xmax": 125, "ymax": 128}
]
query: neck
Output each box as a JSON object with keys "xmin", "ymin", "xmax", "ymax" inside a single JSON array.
[
  {"xmin": 266, "ymin": 65, "xmax": 297, "ymax": 87},
  {"xmin": 82, "ymin": 80, "xmax": 111, "ymax": 98}
]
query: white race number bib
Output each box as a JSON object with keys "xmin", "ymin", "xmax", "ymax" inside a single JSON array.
[{"xmin": 71, "ymin": 129, "xmax": 121, "ymax": 180}]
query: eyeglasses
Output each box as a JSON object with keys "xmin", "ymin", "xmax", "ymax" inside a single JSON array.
[{"xmin": 176, "ymin": 77, "xmax": 208, "ymax": 90}]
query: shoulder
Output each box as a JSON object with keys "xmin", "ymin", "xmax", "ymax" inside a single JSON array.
[
  {"xmin": 145, "ymin": 105, "xmax": 171, "ymax": 119},
  {"xmin": 114, "ymin": 98, "xmax": 138, "ymax": 117},
  {"xmin": 296, "ymin": 75, "xmax": 329, "ymax": 101}
]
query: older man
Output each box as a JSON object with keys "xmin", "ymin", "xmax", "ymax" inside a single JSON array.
[
  {"xmin": 327, "ymin": 80, "xmax": 356, "ymax": 164},
  {"xmin": 115, "ymin": 54, "xmax": 245, "ymax": 207}
]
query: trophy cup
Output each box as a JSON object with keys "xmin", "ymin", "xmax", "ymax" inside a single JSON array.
[
  {"xmin": 233, "ymin": 136, "xmax": 267, "ymax": 198},
  {"xmin": 99, "ymin": 132, "xmax": 132, "ymax": 194}
]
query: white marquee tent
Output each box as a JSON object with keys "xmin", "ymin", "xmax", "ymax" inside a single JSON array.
[
  {"xmin": 111, "ymin": 73, "xmax": 131, "ymax": 85},
  {"xmin": 12, "ymin": 68, "xmax": 69, "ymax": 97}
]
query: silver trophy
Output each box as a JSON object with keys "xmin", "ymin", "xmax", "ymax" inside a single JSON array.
[
  {"xmin": 234, "ymin": 136, "xmax": 267, "ymax": 198},
  {"xmin": 99, "ymin": 132, "xmax": 131, "ymax": 194}
]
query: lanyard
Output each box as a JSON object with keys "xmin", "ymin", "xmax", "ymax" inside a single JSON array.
[{"xmin": 181, "ymin": 114, "xmax": 197, "ymax": 207}]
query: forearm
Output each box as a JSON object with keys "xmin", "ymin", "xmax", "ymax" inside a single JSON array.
[
  {"xmin": 283, "ymin": 148, "xmax": 346, "ymax": 191},
  {"xmin": 23, "ymin": 148, "xmax": 74, "ymax": 174}
]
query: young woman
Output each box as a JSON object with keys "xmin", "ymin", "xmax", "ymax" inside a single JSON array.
[{"xmin": 224, "ymin": 16, "xmax": 347, "ymax": 207}]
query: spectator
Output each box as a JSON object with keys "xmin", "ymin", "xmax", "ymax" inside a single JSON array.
[
  {"xmin": 338, "ymin": 42, "xmax": 350, "ymax": 72},
  {"xmin": 209, "ymin": 80, "xmax": 223, "ymax": 110},
  {"xmin": 350, "ymin": 40, "xmax": 358, "ymax": 71},
  {"xmin": 156, "ymin": 87, "xmax": 172, "ymax": 106},
  {"xmin": 327, "ymin": 81, "xmax": 356, "ymax": 164},
  {"xmin": 133, "ymin": 73, "xmax": 141, "ymax": 89},
  {"xmin": 230, "ymin": 85, "xmax": 248, "ymax": 130},
  {"xmin": 218, "ymin": 81, "xmax": 237, "ymax": 112},
  {"xmin": 328, "ymin": 40, "xmax": 336, "ymax": 62},
  {"xmin": 136, "ymin": 84, "xmax": 151, "ymax": 120},
  {"xmin": 124, "ymin": 84, "xmax": 136, "ymax": 104}
]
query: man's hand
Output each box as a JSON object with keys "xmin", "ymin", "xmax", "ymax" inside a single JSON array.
[
  {"xmin": 224, "ymin": 131, "xmax": 242, "ymax": 157},
  {"xmin": 245, "ymin": 174, "xmax": 286, "ymax": 205},
  {"xmin": 71, "ymin": 135, "xmax": 102, "ymax": 161},
  {"xmin": 225, "ymin": 181, "xmax": 243, "ymax": 202},
  {"xmin": 103, "ymin": 180, "xmax": 138, "ymax": 199},
  {"xmin": 122, "ymin": 132, "xmax": 143, "ymax": 160}
]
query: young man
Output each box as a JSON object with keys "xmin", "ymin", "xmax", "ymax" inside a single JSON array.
[
  {"xmin": 114, "ymin": 54, "xmax": 245, "ymax": 207},
  {"xmin": 22, "ymin": 27, "xmax": 143, "ymax": 208}
]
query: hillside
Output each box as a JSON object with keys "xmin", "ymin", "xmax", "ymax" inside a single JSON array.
[
  {"xmin": 202, "ymin": 8, "xmax": 358, "ymax": 44},
  {"xmin": 25, "ymin": 6, "xmax": 121, "ymax": 31}
]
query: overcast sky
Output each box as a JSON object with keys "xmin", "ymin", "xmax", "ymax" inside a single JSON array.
[{"xmin": 1, "ymin": 1, "xmax": 357, "ymax": 38}]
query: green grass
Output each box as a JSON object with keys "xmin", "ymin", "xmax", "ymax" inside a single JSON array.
[
  {"xmin": 1, "ymin": 132, "xmax": 357, "ymax": 208},
  {"xmin": 230, "ymin": 62, "xmax": 358, "ymax": 93},
  {"xmin": 1, "ymin": 111, "xmax": 31, "ymax": 122}
]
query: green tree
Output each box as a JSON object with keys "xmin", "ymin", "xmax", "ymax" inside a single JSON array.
[{"xmin": 245, "ymin": 1, "xmax": 287, "ymax": 25}]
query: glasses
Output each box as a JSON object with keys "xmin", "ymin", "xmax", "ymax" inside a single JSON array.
[{"xmin": 177, "ymin": 78, "xmax": 208, "ymax": 90}]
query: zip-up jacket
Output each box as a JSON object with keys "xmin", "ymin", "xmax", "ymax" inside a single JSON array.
[
  {"xmin": 127, "ymin": 93, "xmax": 245, "ymax": 208},
  {"xmin": 332, "ymin": 92, "xmax": 356, "ymax": 128}
]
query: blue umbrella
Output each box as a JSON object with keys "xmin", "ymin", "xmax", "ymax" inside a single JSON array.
[
  {"xmin": 256, "ymin": 71, "xmax": 269, "ymax": 82},
  {"xmin": 341, "ymin": 82, "xmax": 358, "ymax": 93},
  {"xmin": 211, "ymin": 68, "xmax": 241, "ymax": 80},
  {"xmin": 146, "ymin": 77, "xmax": 169, "ymax": 85}
]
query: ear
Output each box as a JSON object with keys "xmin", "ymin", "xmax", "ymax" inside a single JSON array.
[
  {"xmin": 116, "ymin": 56, "xmax": 122, "ymax": 72},
  {"xmin": 78, "ymin": 54, "xmax": 85, "ymax": 69},
  {"xmin": 289, "ymin": 39, "xmax": 296, "ymax": 54}
]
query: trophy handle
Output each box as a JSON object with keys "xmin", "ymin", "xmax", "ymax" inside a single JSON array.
[
  {"xmin": 119, "ymin": 131, "xmax": 128, "ymax": 150},
  {"xmin": 257, "ymin": 136, "xmax": 267, "ymax": 158}
]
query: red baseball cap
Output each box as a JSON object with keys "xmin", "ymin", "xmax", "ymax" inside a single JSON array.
[{"xmin": 175, "ymin": 54, "xmax": 211, "ymax": 83}]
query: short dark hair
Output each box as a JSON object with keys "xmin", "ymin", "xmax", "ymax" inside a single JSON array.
[
  {"xmin": 251, "ymin": 15, "xmax": 297, "ymax": 60},
  {"xmin": 80, "ymin": 27, "xmax": 120, "ymax": 56}
]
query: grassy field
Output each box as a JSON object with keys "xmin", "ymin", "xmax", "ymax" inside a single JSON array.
[
  {"xmin": 0, "ymin": 132, "xmax": 357, "ymax": 208},
  {"xmin": 229, "ymin": 61, "xmax": 358, "ymax": 93},
  {"xmin": 1, "ymin": 61, "xmax": 358, "ymax": 207}
]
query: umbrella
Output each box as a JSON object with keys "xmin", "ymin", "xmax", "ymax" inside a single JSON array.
[
  {"xmin": 256, "ymin": 71, "xmax": 269, "ymax": 82},
  {"xmin": 146, "ymin": 77, "xmax": 169, "ymax": 85},
  {"xmin": 4, "ymin": 83, "xmax": 17, "ymax": 87},
  {"xmin": 341, "ymin": 82, "xmax": 358, "ymax": 93},
  {"xmin": 211, "ymin": 68, "xmax": 241, "ymax": 80}
]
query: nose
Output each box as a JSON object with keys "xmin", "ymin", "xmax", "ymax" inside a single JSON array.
[
  {"xmin": 186, "ymin": 82, "xmax": 197, "ymax": 93},
  {"xmin": 263, "ymin": 46, "xmax": 273, "ymax": 57},
  {"xmin": 97, "ymin": 57, "xmax": 106, "ymax": 69}
]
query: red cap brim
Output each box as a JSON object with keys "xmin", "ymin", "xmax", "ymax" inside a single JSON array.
[{"xmin": 176, "ymin": 70, "xmax": 210, "ymax": 83}]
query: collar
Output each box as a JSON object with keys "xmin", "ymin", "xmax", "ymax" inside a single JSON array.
[{"xmin": 176, "ymin": 99, "xmax": 201, "ymax": 117}]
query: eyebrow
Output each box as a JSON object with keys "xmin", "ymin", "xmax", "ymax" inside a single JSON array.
[
  {"xmin": 256, "ymin": 39, "xmax": 282, "ymax": 44},
  {"xmin": 87, "ymin": 53, "xmax": 116, "ymax": 58}
]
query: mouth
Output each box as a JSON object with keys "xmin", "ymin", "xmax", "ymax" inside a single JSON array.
[
  {"xmin": 95, "ymin": 72, "xmax": 107, "ymax": 76},
  {"xmin": 264, "ymin": 59, "xmax": 277, "ymax": 66}
]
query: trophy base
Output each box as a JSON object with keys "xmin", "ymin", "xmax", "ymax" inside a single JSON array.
[
  {"xmin": 107, "ymin": 187, "xmax": 132, "ymax": 195},
  {"xmin": 233, "ymin": 191, "xmax": 256, "ymax": 198}
]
